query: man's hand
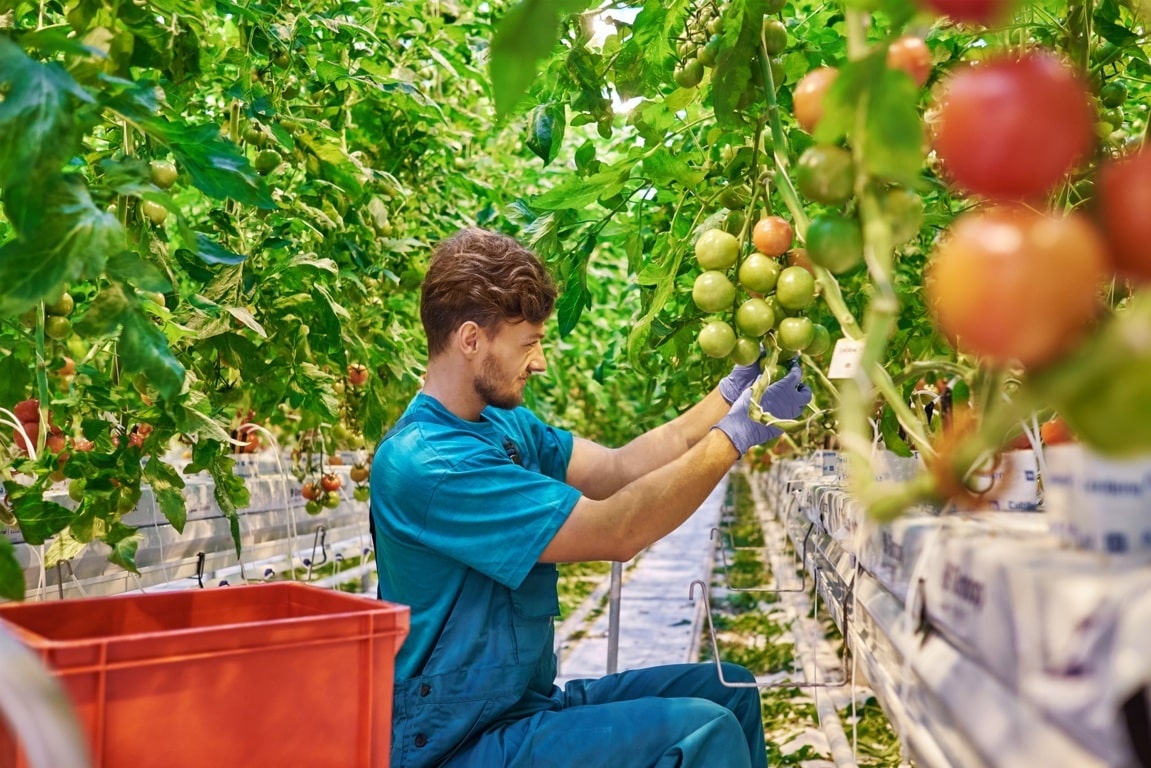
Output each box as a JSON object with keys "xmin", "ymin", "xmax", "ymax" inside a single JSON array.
[
  {"xmin": 713, "ymin": 362, "xmax": 813, "ymax": 456},
  {"xmin": 718, "ymin": 347, "xmax": 766, "ymax": 404}
]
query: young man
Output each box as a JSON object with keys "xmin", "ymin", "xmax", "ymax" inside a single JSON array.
[{"xmin": 372, "ymin": 228, "xmax": 812, "ymax": 767}]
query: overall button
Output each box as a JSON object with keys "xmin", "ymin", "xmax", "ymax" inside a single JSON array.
[
  {"xmin": 419, "ymin": 683, "xmax": 431, "ymax": 697},
  {"xmin": 415, "ymin": 734, "xmax": 428, "ymax": 748}
]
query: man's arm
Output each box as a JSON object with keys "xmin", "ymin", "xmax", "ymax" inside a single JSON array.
[
  {"xmin": 564, "ymin": 386, "xmax": 732, "ymax": 500},
  {"xmin": 540, "ymin": 427, "xmax": 740, "ymax": 563}
]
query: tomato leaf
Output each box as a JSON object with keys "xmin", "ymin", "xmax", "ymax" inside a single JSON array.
[
  {"xmin": 0, "ymin": 537, "xmax": 25, "ymax": 602},
  {"xmin": 106, "ymin": 250, "xmax": 173, "ymax": 293},
  {"xmin": 814, "ymin": 51, "xmax": 886, "ymax": 145},
  {"xmin": 862, "ymin": 69, "xmax": 925, "ymax": 187},
  {"xmin": 5, "ymin": 483, "xmax": 73, "ymax": 545},
  {"xmin": 611, "ymin": 0, "xmax": 677, "ymax": 99},
  {"xmin": 140, "ymin": 120, "xmax": 275, "ymax": 209},
  {"xmin": 526, "ymin": 102, "xmax": 566, "ymax": 165},
  {"xmin": 75, "ymin": 283, "xmax": 131, "ymax": 336},
  {"xmin": 143, "ymin": 457, "xmax": 188, "ymax": 533},
  {"xmin": 490, "ymin": 0, "xmax": 593, "ymax": 117},
  {"xmin": 0, "ymin": 174, "xmax": 124, "ymax": 315},
  {"xmin": 533, "ymin": 163, "xmax": 633, "ymax": 210},
  {"xmin": 118, "ymin": 310, "xmax": 187, "ymax": 400},
  {"xmin": 712, "ymin": 0, "xmax": 766, "ymax": 128},
  {"xmin": 0, "ymin": 38, "xmax": 90, "ymax": 189},
  {"xmin": 880, "ymin": 404, "xmax": 913, "ymax": 457},
  {"xmin": 104, "ymin": 521, "xmax": 141, "ymax": 574},
  {"xmin": 192, "ymin": 233, "xmax": 248, "ymax": 265}
]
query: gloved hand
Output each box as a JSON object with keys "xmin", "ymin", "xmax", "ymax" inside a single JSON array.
[
  {"xmin": 718, "ymin": 347, "xmax": 766, "ymax": 404},
  {"xmin": 714, "ymin": 362, "xmax": 812, "ymax": 456}
]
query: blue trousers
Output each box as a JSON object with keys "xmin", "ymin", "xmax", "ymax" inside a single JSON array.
[{"xmin": 444, "ymin": 662, "xmax": 768, "ymax": 767}]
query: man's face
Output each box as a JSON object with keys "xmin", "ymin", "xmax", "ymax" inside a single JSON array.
[{"xmin": 473, "ymin": 320, "xmax": 547, "ymax": 410}]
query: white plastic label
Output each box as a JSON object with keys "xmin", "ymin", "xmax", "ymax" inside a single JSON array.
[{"xmin": 827, "ymin": 338, "xmax": 865, "ymax": 379}]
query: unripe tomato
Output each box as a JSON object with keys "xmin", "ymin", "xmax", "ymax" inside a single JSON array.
[
  {"xmin": 353, "ymin": 485, "xmax": 371, "ymax": 502},
  {"xmin": 141, "ymin": 200, "xmax": 168, "ymax": 226},
  {"xmin": 45, "ymin": 292, "xmax": 74, "ymax": 317},
  {"xmin": 305, "ymin": 499, "xmax": 323, "ymax": 516},
  {"xmin": 254, "ymin": 149, "xmax": 282, "ymax": 175},
  {"xmin": 1097, "ymin": 148, "xmax": 1151, "ymax": 282},
  {"xmin": 806, "ymin": 213, "xmax": 864, "ymax": 274},
  {"xmin": 735, "ymin": 298, "xmax": 776, "ymax": 337},
  {"xmin": 149, "ymin": 160, "xmax": 178, "ymax": 189},
  {"xmin": 350, "ymin": 464, "xmax": 370, "ymax": 484},
  {"xmin": 675, "ymin": 59, "xmax": 704, "ymax": 89},
  {"xmin": 752, "ymin": 216, "xmax": 793, "ymax": 257},
  {"xmin": 775, "ymin": 266, "xmax": 817, "ymax": 311},
  {"xmin": 886, "ymin": 36, "xmax": 932, "ymax": 88},
  {"xmin": 692, "ymin": 271, "xmax": 737, "ymax": 313},
  {"xmin": 796, "ymin": 145, "xmax": 854, "ymax": 205},
  {"xmin": 44, "ymin": 315, "xmax": 72, "ymax": 340},
  {"xmin": 738, "ymin": 254, "xmax": 781, "ymax": 294},
  {"xmin": 793, "ymin": 67, "xmax": 838, "ymax": 134},
  {"xmin": 807, "ymin": 324, "xmax": 833, "ymax": 358},
  {"xmin": 323, "ymin": 490, "xmax": 342, "ymax": 509},
  {"xmin": 695, "ymin": 229, "xmax": 740, "ymax": 270},
  {"xmin": 777, "ymin": 316, "xmax": 815, "ymax": 352},
  {"xmin": 763, "ymin": 19, "xmax": 788, "ymax": 56},
  {"xmin": 698, "ymin": 320, "xmax": 737, "ymax": 358},
  {"xmin": 730, "ymin": 336, "xmax": 762, "ymax": 366},
  {"xmin": 926, "ymin": 206, "xmax": 1107, "ymax": 368},
  {"xmin": 880, "ymin": 187, "xmax": 925, "ymax": 246},
  {"xmin": 786, "ymin": 248, "xmax": 815, "ymax": 275},
  {"xmin": 931, "ymin": 51, "xmax": 1094, "ymax": 201}
]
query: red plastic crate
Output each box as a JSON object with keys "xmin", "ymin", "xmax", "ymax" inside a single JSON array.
[{"xmin": 0, "ymin": 582, "xmax": 408, "ymax": 768}]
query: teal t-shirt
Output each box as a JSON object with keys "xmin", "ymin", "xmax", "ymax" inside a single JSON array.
[{"xmin": 371, "ymin": 393, "xmax": 582, "ymax": 681}]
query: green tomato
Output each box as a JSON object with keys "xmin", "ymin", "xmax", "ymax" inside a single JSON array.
[
  {"xmin": 735, "ymin": 298, "xmax": 776, "ymax": 337},
  {"xmin": 698, "ymin": 319, "xmax": 737, "ymax": 358},
  {"xmin": 777, "ymin": 316, "xmax": 815, "ymax": 352},
  {"xmin": 305, "ymin": 499, "xmax": 323, "ymax": 516},
  {"xmin": 739, "ymin": 254, "xmax": 781, "ymax": 294},
  {"xmin": 695, "ymin": 229, "xmax": 740, "ymax": 270},
  {"xmin": 692, "ymin": 270, "xmax": 737, "ymax": 313},
  {"xmin": 796, "ymin": 145, "xmax": 854, "ymax": 205},
  {"xmin": 881, "ymin": 187, "xmax": 925, "ymax": 247},
  {"xmin": 807, "ymin": 323, "xmax": 833, "ymax": 358},
  {"xmin": 1100, "ymin": 79, "xmax": 1128, "ymax": 108},
  {"xmin": 45, "ymin": 292, "xmax": 74, "ymax": 317},
  {"xmin": 730, "ymin": 336, "xmax": 762, "ymax": 366},
  {"xmin": 675, "ymin": 59, "xmax": 705, "ymax": 89},
  {"xmin": 806, "ymin": 213, "xmax": 864, "ymax": 274},
  {"xmin": 763, "ymin": 20, "xmax": 788, "ymax": 56},
  {"xmin": 774, "ymin": 266, "xmax": 816, "ymax": 311}
]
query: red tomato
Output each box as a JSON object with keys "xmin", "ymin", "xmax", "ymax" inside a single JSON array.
[
  {"xmin": 793, "ymin": 67, "xmax": 838, "ymax": 134},
  {"xmin": 1097, "ymin": 149, "xmax": 1151, "ymax": 282},
  {"xmin": 926, "ymin": 206, "xmax": 1107, "ymax": 368},
  {"xmin": 752, "ymin": 216, "xmax": 794, "ymax": 256},
  {"xmin": 931, "ymin": 51, "xmax": 1093, "ymax": 201},
  {"xmin": 347, "ymin": 363, "xmax": 369, "ymax": 387},
  {"xmin": 321, "ymin": 473, "xmax": 342, "ymax": 492},
  {"xmin": 886, "ymin": 36, "xmax": 932, "ymax": 88},
  {"xmin": 13, "ymin": 399, "xmax": 39, "ymax": 423},
  {"xmin": 1040, "ymin": 416, "xmax": 1076, "ymax": 445},
  {"xmin": 301, "ymin": 481, "xmax": 321, "ymax": 501}
]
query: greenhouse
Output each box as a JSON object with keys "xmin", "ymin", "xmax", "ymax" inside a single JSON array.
[{"xmin": 1, "ymin": 0, "xmax": 1149, "ymax": 765}]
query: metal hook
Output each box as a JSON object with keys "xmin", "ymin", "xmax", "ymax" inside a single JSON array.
[
  {"xmin": 305, "ymin": 526, "xmax": 328, "ymax": 580},
  {"xmin": 195, "ymin": 551, "xmax": 206, "ymax": 589},
  {"xmin": 709, "ymin": 527, "xmax": 807, "ymax": 594},
  {"xmin": 54, "ymin": 560, "xmax": 76, "ymax": 600}
]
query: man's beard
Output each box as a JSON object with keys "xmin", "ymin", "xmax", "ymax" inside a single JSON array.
[{"xmin": 473, "ymin": 353, "xmax": 523, "ymax": 410}]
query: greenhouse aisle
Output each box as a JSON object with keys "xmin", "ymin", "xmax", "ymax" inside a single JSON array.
[{"xmin": 554, "ymin": 481, "xmax": 723, "ymax": 684}]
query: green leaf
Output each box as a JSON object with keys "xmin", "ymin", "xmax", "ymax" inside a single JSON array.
[
  {"xmin": 532, "ymin": 163, "xmax": 633, "ymax": 210},
  {"xmin": 0, "ymin": 537, "xmax": 25, "ymax": 601},
  {"xmin": 490, "ymin": 0, "xmax": 593, "ymax": 117},
  {"xmin": 642, "ymin": 148, "xmax": 706, "ymax": 188},
  {"xmin": 118, "ymin": 310, "xmax": 186, "ymax": 400},
  {"xmin": 192, "ymin": 233, "xmax": 247, "ymax": 265},
  {"xmin": 0, "ymin": 37, "xmax": 90, "ymax": 188},
  {"xmin": 526, "ymin": 102, "xmax": 566, "ymax": 165},
  {"xmin": 75, "ymin": 283, "xmax": 131, "ymax": 336},
  {"xmin": 626, "ymin": 233, "xmax": 681, "ymax": 368},
  {"xmin": 880, "ymin": 405, "xmax": 913, "ymax": 457},
  {"xmin": 0, "ymin": 174, "xmax": 124, "ymax": 316},
  {"xmin": 139, "ymin": 120, "xmax": 275, "ymax": 209},
  {"xmin": 863, "ymin": 70, "xmax": 925, "ymax": 186},
  {"xmin": 6, "ymin": 484, "xmax": 73, "ymax": 545},
  {"xmin": 106, "ymin": 250, "xmax": 173, "ymax": 292},
  {"xmin": 104, "ymin": 521, "xmax": 140, "ymax": 573},
  {"xmin": 814, "ymin": 51, "xmax": 887, "ymax": 145},
  {"xmin": 142, "ymin": 457, "xmax": 187, "ymax": 533}
]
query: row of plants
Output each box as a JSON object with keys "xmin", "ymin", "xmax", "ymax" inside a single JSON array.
[{"xmin": 3, "ymin": 0, "xmax": 1151, "ymax": 600}]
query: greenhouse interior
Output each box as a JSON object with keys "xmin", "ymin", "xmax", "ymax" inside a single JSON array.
[{"xmin": 1, "ymin": 0, "xmax": 1150, "ymax": 765}]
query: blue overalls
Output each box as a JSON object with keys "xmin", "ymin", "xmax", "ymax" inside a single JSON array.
[{"xmin": 390, "ymin": 563, "xmax": 767, "ymax": 767}]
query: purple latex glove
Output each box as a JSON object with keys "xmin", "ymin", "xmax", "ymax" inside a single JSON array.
[
  {"xmin": 714, "ymin": 362, "xmax": 812, "ymax": 456},
  {"xmin": 718, "ymin": 347, "xmax": 766, "ymax": 404}
]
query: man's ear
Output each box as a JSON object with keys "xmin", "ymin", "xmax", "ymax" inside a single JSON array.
[{"xmin": 458, "ymin": 321, "xmax": 481, "ymax": 358}]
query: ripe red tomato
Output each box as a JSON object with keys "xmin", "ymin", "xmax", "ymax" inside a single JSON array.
[
  {"xmin": 886, "ymin": 36, "xmax": 932, "ymax": 88},
  {"xmin": 13, "ymin": 399, "xmax": 39, "ymax": 423},
  {"xmin": 14, "ymin": 421, "xmax": 39, "ymax": 454},
  {"xmin": 931, "ymin": 51, "xmax": 1093, "ymax": 201},
  {"xmin": 347, "ymin": 363, "xmax": 370, "ymax": 387},
  {"xmin": 301, "ymin": 481, "xmax": 321, "ymax": 501},
  {"xmin": 321, "ymin": 473, "xmax": 342, "ymax": 492},
  {"xmin": 926, "ymin": 206, "xmax": 1107, "ymax": 368},
  {"xmin": 752, "ymin": 216, "xmax": 794, "ymax": 256},
  {"xmin": 1097, "ymin": 149, "xmax": 1151, "ymax": 282},
  {"xmin": 1040, "ymin": 416, "xmax": 1076, "ymax": 445},
  {"xmin": 792, "ymin": 67, "xmax": 838, "ymax": 134},
  {"xmin": 919, "ymin": 0, "xmax": 1015, "ymax": 25}
]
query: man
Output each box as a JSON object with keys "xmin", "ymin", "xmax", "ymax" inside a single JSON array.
[{"xmin": 372, "ymin": 228, "xmax": 812, "ymax": 767}]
